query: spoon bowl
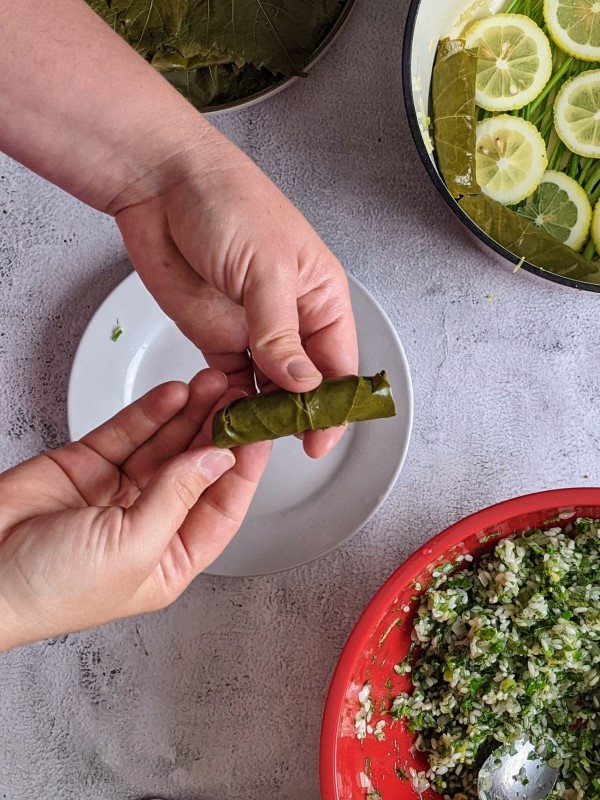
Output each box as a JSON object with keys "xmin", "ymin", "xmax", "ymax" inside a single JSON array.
[{"xmin": 478, "ymin": 738, "xmax": 559, "ymax": 800}]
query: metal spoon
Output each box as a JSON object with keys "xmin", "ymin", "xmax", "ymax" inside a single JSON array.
[{"xmin": 478, "ymin": 738, "xmax": 559, "ymax": 800}]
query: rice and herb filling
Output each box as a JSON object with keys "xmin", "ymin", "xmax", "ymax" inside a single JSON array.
[{"xmin": 391, "ymin": 518, "xmax": 600, "ymax": 800}]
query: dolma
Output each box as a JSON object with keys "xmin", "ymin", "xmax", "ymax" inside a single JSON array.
[
  {"xmin": 459, "ymin": 194, "xmax": 600, "ymax": 284},
  {"xmin": 432, "ymin": 38, "xmax": 480, "ymax": 199},
  {"xmin": 212, "ymin": 372, "xmax": 396, "ymax": 448}
]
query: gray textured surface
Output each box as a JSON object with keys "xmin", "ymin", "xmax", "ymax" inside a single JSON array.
[{"xmin": 1, "ymin": 0, "xmax": 600, "ymax": 797}]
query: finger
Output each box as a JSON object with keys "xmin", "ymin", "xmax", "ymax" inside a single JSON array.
[
  {"xmin": 298, "ymin": 273, "xmax": 359, "ymax": 380},
  {"xmin": 203, "ymin": 350, "xmax": 256, "ymax": 394},
  {"xmin": 125, "ymin": 230, "xmax": 257, "ymax": 394},
  {"xmin": 123, "ymin": 369, "xmax": 228, "ymax": 488},
  {"xmin": 250, "ymin": 268, "xmax": 358, "ymax": 456},
  {"xmin": 298, "ymin": 273, "xmax": 358, "ymax": 458},
  {"xmin": 238, "ymin": 360, "xmax": 345, "ymax": 458},
  {"xmin": 122, "ymin": 446, "xmax": 236, "ymax": 567},
  {"xmin": 81, "ymin": 382, "xmax": 190, "ymax": 465},
  {"xmin": 253, "ymin": 342, "xmax": 350, "ymax": 458},
  {"xmin": 243, "ymin": 260, "xmax": 322, "ymax": 393},
  {"xmin": 177, "ymin": 440, "xmax": 271, "ymax": 572},
  {"xmin": 186, "ymin": 385, "xmax": 252, "ymax": 450},
  {"xmin": 302, "ymin": 426, "xmax": 346, "ymax": 460},
  {"xmin": 178, "ymin": 387, "xmax": 270, "ymax": 571}
]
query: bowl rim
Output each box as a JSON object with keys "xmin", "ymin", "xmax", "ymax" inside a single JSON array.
[
  {"xmin": 202, "ymin": 0, "xmax": 357, "ymax": 115},
  {"xmin": 319, "ymin": 486, "xmax": 600, "ymax": 799},
  {"xmin": 400, "ymin": 0, "xmax": 600, "ymax": 294}
]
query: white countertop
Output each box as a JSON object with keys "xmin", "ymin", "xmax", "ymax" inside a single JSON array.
[{"xmin": 1, "ymin": 0, "xmax": 600, "ymax": 797}]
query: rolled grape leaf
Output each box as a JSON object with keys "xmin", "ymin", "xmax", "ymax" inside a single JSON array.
[
  {"xmin": 212, "ymin": 372, "xmax": 396, "ymax": 448},
  {"xmin": 459, "ymin": 194, "xmax": 600, "ymax": 284},
  {"xmin": 432, "ymin": 38, "xmax": 480, "ymax": 199}
]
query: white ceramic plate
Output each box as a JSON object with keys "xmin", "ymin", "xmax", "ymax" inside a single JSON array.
[{"xmin": 68, "ymin": 273, "xmax": 413, "ymax": 576}]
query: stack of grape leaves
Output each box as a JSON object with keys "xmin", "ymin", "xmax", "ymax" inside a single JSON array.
[{"xmin": 89, "ymin": 0, "xmax": 347, "ymax": 108}]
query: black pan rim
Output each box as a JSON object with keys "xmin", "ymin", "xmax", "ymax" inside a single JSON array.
[{"xmin": 401, "ymin": 0, "xmax": 600, "ymax": 294}]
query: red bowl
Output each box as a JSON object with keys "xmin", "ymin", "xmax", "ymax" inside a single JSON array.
[{"xmin": 320, "ymin": 488, "xmax": 600, "ymax": 800}]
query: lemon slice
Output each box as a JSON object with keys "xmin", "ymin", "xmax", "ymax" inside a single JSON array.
[
  {"xmin": 591, "ymin": 197, "xmax": 600, "ymax": 251},
  {"xmin": 554, "ymin": 69, "xmax": 600, "ymax": 157},
  {"xmin": 475, "ymin": 115, "xmax": 548, "ymax": 204},
  {"xmin": 519, "ymin": 170, "xmax": 592, "ymax": 250},
  {"xmin": 464, "ymin": 14, "xmax": 553, "ymax": 111},
  {"xmin": 544, "ymin": 0, "xmax": 600, "ymax": 62}
]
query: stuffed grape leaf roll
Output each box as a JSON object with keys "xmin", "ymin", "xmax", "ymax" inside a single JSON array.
[{"xmin": 212, "ymin": 372, "xmax": 396, "ymax": 447}]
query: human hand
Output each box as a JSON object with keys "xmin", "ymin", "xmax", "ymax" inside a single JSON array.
[
  {"xmin": 0, "ymin": 369, "xmax": 270, "ymax": 653},
  {"xmin": 0, "ymin": 0, "xmax": 357, "ymax": 458},
  {"xmin": 112, "ymin": 131, "xmax": 359, "ymax": 459}
]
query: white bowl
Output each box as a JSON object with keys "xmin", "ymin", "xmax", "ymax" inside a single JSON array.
[{"xmin": 402, "ymin": 0, "xmax": 600, "ymax": 293}]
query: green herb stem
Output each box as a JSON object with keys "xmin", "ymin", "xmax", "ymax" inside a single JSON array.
[
  {"xmin": 533, "ymin": 108, "xmax": 554, "ymax": 147},
  {"xmin": 578, "ymin": 158, "xmax": 594, "ymax": 186},
  {"xmin": 540, "ymin": 117, "xmax": 555, "ymax": 144},
  {"xmin": 504, "ymin": 0, "xmax": 526, "ymax": 12},
  {"xmin": 582, "ymin": 239, "xmax": 597, "ymax": 261},
  {"xmin": 548, "ymin": 139, "xmax": 566, "ymax": 172},
  {"xmin": 530, "ymin": 0, "xmax": 544, "ymax": 25},
  {"xmin": 527, "ymin": 57, "xmax": 574, "ymax": 117},
  {"xmin": 584, "ymin": 164, "xmax": 600, "ymax": 197},
  {"xmin": 567, "ymin": 151, "xmax": 580, "ymax": 179}
]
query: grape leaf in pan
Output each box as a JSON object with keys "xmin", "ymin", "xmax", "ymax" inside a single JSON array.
[
  {"xmin": 89, "ymin": 0, "xmax": 345, "ymax": 79},
  {"xmin": 459, "ymin": 194, "xmax": 600, "ymax": 284},
  {"xmin": 432, "ymin": 38, "xmax": 480, "ymax": 199}
]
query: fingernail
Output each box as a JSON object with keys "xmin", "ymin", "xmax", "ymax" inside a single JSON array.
[
  {"xmin": 288, "ymin": 358, "xmax": 321, "ymax": 382},
  {"xmin": 200, "ymin": 450, "xmax": 235, "ymax": 480}
]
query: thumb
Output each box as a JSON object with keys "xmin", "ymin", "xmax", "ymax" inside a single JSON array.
[
  {"xmin": 122, "ymin": 447, "xmax": 236, "ymax": 565},
  {"xmin": 244, "ymin": 264, "xmax": 322, "ymax": 391}
]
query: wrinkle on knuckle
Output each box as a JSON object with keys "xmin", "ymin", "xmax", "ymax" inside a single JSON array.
[
  {"xmin": 119, "ymin": 465, "xmax": 143, "ymax": 497},
  {"xmin": 318, "ymin": 293, "xmax": 349, "ymax": 323},
  {"xmin": 99, "ymin": 505, "xmax": 125, "ymax": 538},
  {"xmin": 111, "ymin": 416, "xmax": 140, "ymax": 451},
  {"xmin": 172, "ymin": 474, "xmax": 202, "ymax": 510},
  {"xmin": 91, "ymin": 506, "xmax": 127, "ymax": 564},
  {"xmin": 315, "ymin": 268, "xmax": 351, "ymax": 304},
  {"xmin": 253, "ymin": 326, "xmax": 301, "ymax": 352},
  {"xmin": 243, "ymin": 254, "xmax": 293, "ymax": 291},
  {"xmin": 203, "ymin": 493, "xmax": 242, "ymax": 525},
  {"xmin": 139, "ymin": 394, "xmax": 166, "ymax": 427}
]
